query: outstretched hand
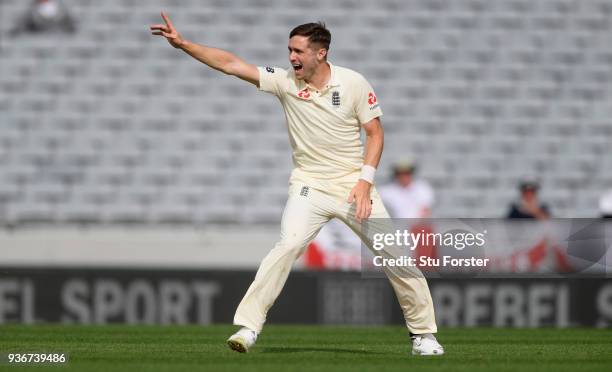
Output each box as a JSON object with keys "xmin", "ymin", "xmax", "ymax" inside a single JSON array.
[
  {"xmin": 150, "ymin": 12, "xmax": 184, "ymax": 48},
  {"xmin": 347, "ymin": 180, "xmax": 373, "ymax": 223}
]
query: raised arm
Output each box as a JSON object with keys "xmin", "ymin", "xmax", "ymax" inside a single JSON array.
[{"xmin": 150, "ymin": 12, "xmax": 259, "ymax": 86}]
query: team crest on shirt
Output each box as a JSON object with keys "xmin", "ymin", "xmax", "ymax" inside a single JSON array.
[
  {"xmin": 332, "ymin": 91, "xmax": 340, "ymax": 107},
  {"xmin": 265, "ymin": 66, "xmax": 275, "ymax": 73}
]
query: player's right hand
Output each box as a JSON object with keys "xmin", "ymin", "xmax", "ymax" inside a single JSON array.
[
  {"xmin": 347, "ymin": 179, "xmax": 373, "ymax": 223},
  {"xmin": 150, "ymin": 12, "xmax": 185, "ymax": 48}
]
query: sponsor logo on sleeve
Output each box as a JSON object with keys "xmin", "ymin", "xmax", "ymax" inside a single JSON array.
[
  {"xmin": 266, "ymin": 66, "xmax": 275, "ymax": 73},
  {"xmin": 367, "ymin": 92, "xmax": 379, "ymax": 110}
]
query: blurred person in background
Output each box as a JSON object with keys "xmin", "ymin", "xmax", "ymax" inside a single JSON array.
[
  {"xmin": 378, "ymin": 160, "xmax": 434, "ymax": 219},
  {"xmin": 10, "ymin": 0, "xmax": 76, "ymax": 36},
  {"xmin": 507, "ymin": 180, "xmax": 551, "ymax": 220},
  {"xmin": 599, "ymin": 189, "xmax": 612, "ymax": 219},
  {"xmin": 378, "ymin": 160, "xmax": 437, "ymax": 269}
]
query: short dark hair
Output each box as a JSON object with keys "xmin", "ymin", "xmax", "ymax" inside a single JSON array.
[{"xmin": 289, "ymin": 22, "xmax": 331, "ymax": 51}]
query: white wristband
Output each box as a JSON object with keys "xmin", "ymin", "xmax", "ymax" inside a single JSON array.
[{"xmin": 359, "ymin": 165, "xmax": 376, "ymax": 184}]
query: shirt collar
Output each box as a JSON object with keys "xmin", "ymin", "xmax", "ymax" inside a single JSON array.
[
  {"xmin": 326, "ymin": 62, "xmax": 340, "ymax": 88},
  {"xmin": 296, "ymin": 61, "xmax": 341, "ymax": 91}
]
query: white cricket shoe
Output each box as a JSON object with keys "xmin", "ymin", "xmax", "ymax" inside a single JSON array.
[
  {"xmin": 227, "ymin": 327, "xmax": 258, "ymax": 353},
  {"xmin": 411, "ymin": 333, "xmax": 444, "ymax": 356}
]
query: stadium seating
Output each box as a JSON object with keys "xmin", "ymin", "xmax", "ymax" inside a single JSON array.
[{"xmin": 1, "ymin": 0, "xmax": 611, "ymax": 225}]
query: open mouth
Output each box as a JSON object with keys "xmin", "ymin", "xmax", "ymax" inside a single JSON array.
[{"xmin": 292, "ymin": 63, "xmax": 303, "ymax": 73}]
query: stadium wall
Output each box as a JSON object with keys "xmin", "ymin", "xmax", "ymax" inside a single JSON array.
[{"xmin": 0, "ymin": 227, "xmax": 279, "ymax": 268}]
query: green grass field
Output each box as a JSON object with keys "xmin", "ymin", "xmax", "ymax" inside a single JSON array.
[{"xmin": 1, "ymin": 325, "xmax": 611, "ymax": 371}]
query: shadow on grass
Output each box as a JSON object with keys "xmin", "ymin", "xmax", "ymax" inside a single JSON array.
[{"xmin": 260, "ymin": 346, "xmax": 383, "ymax": 354}]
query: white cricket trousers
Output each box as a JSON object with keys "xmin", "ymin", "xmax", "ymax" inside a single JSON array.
[{"xmin": 233, "ymin": 179, "xmax": 438, "ymax": 334}]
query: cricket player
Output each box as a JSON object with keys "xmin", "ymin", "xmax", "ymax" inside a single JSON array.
[{"xmin": 151, "ymin": 12, "xmax": 444, "ymax": 356}]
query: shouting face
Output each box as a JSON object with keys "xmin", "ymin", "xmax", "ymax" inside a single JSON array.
[{"xmin": 288, "ymin": 35, "xmax": 327, "ymax": 81}]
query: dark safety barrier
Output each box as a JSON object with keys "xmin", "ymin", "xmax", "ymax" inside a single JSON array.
[{"xmin": 0, "ymin": 268, "xmax": 611, "ymax": 327}]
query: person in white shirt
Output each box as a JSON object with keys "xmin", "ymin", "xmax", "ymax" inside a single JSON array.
[
  {"xmin": 379, "ymin": 160, "xmax": 434, "ymax": 219},
  {"xmin": 600, "ymin": 189, "xmax": 612, "ymax": 219}
]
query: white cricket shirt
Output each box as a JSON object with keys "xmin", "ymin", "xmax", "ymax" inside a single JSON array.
[{"xmin": 257, "ymin": 62, "xmax": 383, "ymax": 191}]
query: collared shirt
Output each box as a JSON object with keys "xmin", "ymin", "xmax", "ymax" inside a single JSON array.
[{"xmin": 257, "ymin": 62, "xmax": 383, "ymax": 187}]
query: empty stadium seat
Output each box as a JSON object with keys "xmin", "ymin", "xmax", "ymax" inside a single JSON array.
[{"xmin": 1, "ymin": 0, "xmax": 611, "ymax": 225}]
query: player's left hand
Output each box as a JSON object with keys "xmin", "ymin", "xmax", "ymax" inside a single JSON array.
[{"xmin": 347, "ymin": 180, "xmax": 372, "ymax": 223}]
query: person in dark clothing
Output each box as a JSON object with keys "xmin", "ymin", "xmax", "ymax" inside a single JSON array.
[
  {"xmin": 507, "ymin": 180, "xmax": 551, "ymax": 220},
  {"xmin": 10, "ymin": 0, "xmax": 76, "ymax": 36}
]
